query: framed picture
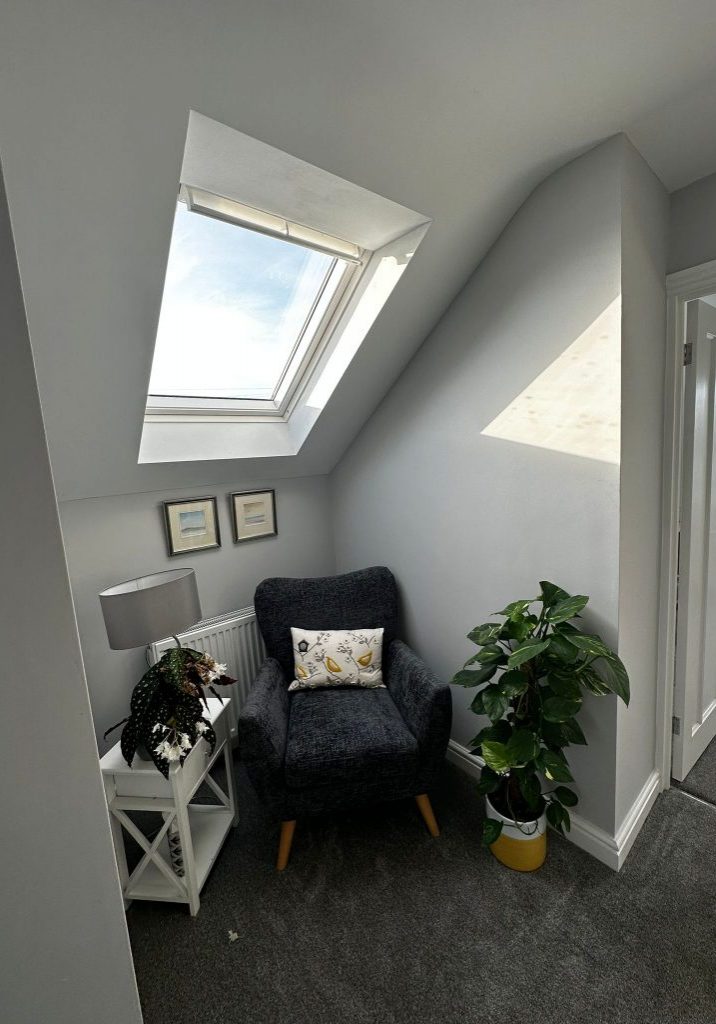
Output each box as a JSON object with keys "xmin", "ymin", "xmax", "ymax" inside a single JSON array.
[
  {"xmin": 230, "ymin": 489, "xmax": 277, "ymax": 543},
  {"xmin": 163, "ymin": 496, "xmax": 221, "ymax": 556}
]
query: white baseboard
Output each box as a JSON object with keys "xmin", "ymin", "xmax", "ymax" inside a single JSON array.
[
  {"xmin": 612, "ymin": 768, "xmax": 661, "ymax": 868},
  {"xmin": 445, "ymin": 737, "xmax": 484, "ymax": 780},
  {"xmin": 446, "ymin": 739, "xmax": 661, "ymax": 872}
]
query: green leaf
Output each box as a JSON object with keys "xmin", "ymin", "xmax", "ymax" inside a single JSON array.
[
  {"xmin": 564, "ymin": 632, "xmax": 615, "ymax": 660},
  {"xmin": 470, "ymin": 689, "xmax": 487, "ymax": 714},
  {"xmin": 161, "ymin": 647, "xmax": 191, "ymax": 691},
  {"xmin": 492, "ymin": 719, "xmax": 513, "ymax": 742},
  {"xmin": 468, "ymin": 726, "xmax": 493, "ymax": 749},
  {"xmin": 581, "ymin": 667, "xmax": 612, "ymax": 696},
  {"xmin": 476, "ymin": 766, "xmax": 501, "ymax": 794},
  {"xmin": 481, "ymin": 740, "xmax": 512, "ymax": 774},
  {"xmin": 541, "ymin": 750, "xmax": 574, "ymax": 782},
  {"xmin": 467, "ymin": 623, "xmax": 503, "ymax": 646},
  {"xmin": 120, "ymin": 717, "xmax": 140, "ymax": 767},
  {"xmin": 546, "ymin": 672, "xmax": 581, "ymax": 699},
  {"xmin": 554, "ymin": 786, "xmax": 578, "ymax": 807},
  {"xmin": 597, "ymin": 655, "xmax": 631, "ymax": 706},
  {"xmin": 482, "ymin": 818, "xmax": 503, "ymax": 846},
  {"xmin": 540, "ymin": 719, "xmax": 566, "ymax": 749},
  {"xmin": 506, "ymin": 729, "xmax": 540, "ymax": 765},
  {"xmin": 547, "ymin": 800, "xmax": 570, "ymax": 834},
  {"xmin": 468, "ymin": 720, "xmax": 511, "ymax": 750},
  {"xmin": 474, "ymin": 644, "xmax": 505, "ymax": 664},
  {"xmin": 499, "ymin": 669, "xmax": 529, "ymax": 698},
  {"xmin": 517, "ymin": 771, "xmax": 542, "ymax": 810},
  {"xmin": 546, "ymin": 594, "xmax": 589, "ymax": 624},
  {"xmin": 539, "ymin": 581, "xmax": 569, "ymax": 608},
  {"xmin": 482, "ymin": 685, "xmax": 510, "ymax": 723},
  {"xmin": 127, "ymin": 667, "xmax": 165, "ymax": 743},
  {"xmin": 493, "ymin": 599, "xmax": 536, "ymax": 620},
  {"xmin": 451, "ymin": 665, "xmax": 497, "ymax": 688},
  {"xmin": 500, "ymin": 616, "xmax": 537, "ymax": 642},
  {"xmin": 546, "ymin": 633, "xmax": 580, "ymax": 664},
  {"xmin": 507, "ymin": 638, "xmax": 551, "ymax": 668},
  {"xmin": 130, "ymin": 666, "xmax": 163, "ymax": 718},
  {"xmin": 543, "ymin": 695, "xmax": 582, "ymax": 723},
  {"xmin": 561, "ymin": 717, "xmax": 587, "ymax": 745}
]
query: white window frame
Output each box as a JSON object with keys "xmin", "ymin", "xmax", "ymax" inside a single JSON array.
[{"xmin": 145, "ymin": 189, "xmax": 368, "ymax": 420}]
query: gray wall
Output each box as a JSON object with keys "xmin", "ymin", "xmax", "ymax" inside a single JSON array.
[
  {"xmin": 0, "ymin": 164, "xmax": 142, "ymax": 1022},
  {"xmin": 668, "ymin": 170, "xmax": 716, "ymax": 273},
  {"xmin": 60, "ymin": 476, "xmax": 334, "ymax": 754},
  {"xmin": 331, "ymin": 137, "xmax": 626, "ymax": 834},
  {"xmin": 616, "ymin": 140, "xmax": 668, "ymax": 824}
]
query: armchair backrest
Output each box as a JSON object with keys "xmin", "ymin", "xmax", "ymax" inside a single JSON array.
[{"xmin": 254, "ymin": 566, "xmax": 400, "ymax": 680}]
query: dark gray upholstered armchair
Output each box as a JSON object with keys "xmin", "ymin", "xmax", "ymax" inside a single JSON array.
[{"xmin": 238, "ymin": 566, "xmax": 452, "ymax": 870}]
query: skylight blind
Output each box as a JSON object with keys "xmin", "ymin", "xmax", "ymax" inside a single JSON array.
[{"xmin": 181, "ymin": 185, "xmax": 364, "ymax": 264}]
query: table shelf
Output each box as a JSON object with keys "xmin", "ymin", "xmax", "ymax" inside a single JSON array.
[
  {"xmin": 101, "ymin": 698, "xmax": 238, "ymax": 916},
  {"xmin": 128, "ymin": 805, "xmax": 235, "ymax": 902}
]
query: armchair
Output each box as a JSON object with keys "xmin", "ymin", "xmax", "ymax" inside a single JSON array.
[{"xmin": 238, "ymin": 566, "xmax": 452, "ymax": 869}]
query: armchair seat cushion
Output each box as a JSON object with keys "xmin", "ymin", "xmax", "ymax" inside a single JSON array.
[{"xmin": 285, "ymin": 688, "xmax": 419, "ymax": 792}]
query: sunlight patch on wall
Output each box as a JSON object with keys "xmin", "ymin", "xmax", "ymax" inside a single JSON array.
[{"xmin": 481, "ymin": 296, "xmax": 621, "ymax": 465}]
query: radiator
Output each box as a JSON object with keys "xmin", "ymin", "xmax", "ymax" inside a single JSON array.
[{"xmin": 148, "ymin": 606, "xmax": 266, "ymax": 740}]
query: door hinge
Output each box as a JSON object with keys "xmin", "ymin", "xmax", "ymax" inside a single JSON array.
[
  {"xmin": 684, "ymin": 343, "xmax": 693, "ymax": 366},
  {"xmin": 672, "ymin": 715, "xmax": 681, "ymax": 736}
]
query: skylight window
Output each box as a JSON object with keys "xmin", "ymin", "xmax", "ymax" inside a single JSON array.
[
  {"xmin": 140, "ymin": 112, "xmax": 431, "ymax": 463},
  {"xmin": 147, "ymin": 191, "xmax": 363, "ymax": 412}
]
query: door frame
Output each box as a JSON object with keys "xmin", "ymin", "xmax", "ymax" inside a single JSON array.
[{"xmin": 657, "ymin": 258, "xmax": 716, "ymax": 788}]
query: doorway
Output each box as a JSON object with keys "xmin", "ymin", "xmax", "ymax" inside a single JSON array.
[{"xmin": 660, "ymin": 262, "xmax": 716, "ymax": 803}]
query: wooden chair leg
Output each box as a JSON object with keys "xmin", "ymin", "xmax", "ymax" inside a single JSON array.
[
  {"xmin": 415, "ymin": 794, "xmax": 440, "ymax": 837},
  {"xmin": 277, "ymin": 820, "xmax": 296, "ymax": 871}
]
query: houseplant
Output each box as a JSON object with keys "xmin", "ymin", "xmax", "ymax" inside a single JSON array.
[
  {"xmin": 452, "ymin": 581, "xmax": 630, "ymax": 871},
  {"xmin": 104, "ymin": 647, "xmax": 235, "ymax": 778}
]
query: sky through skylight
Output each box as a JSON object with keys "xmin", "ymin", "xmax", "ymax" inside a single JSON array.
[{"xmin": 148, "ymin": 203, "xmax": 339, "ymax": 400}]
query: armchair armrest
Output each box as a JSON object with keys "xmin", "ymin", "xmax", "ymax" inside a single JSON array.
[
  {"xmin": 386, "ymin": 640, "xmax": 452, "ymax": 784},
  {"xmin": 238, "ymin": 658, "xmax": 290, "ymax": 812}
]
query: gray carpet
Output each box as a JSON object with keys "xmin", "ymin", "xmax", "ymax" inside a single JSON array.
[
  {"xmin": 674, "ymin": 732, "xmax": 716, "ymax": 805},
  {"xmin": 127, "ymin": 760, "xmax": 716, "ymax": 1024}
]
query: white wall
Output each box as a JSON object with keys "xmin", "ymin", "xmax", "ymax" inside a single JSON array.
[
  {"xmin": 616, "ymin": 140, "xmax": 668, "ymax": 825},
  {"xmin": 60, "ymin": 476, "xmax": 334, "ymax": 754},
  {"xmin": 0, "ymin": 162, "xmax": 142, "ymax": 1023},
  {"xmin": 331, "ymin": 137, "xmax": 626, "ymax": 834},
  {"xmin": 668, "ymin": 170, "xmax": 716, "ymax": 273}
]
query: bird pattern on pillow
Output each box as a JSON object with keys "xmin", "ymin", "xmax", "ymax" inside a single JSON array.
[{"xmin": 289, "ymin": 627, "xmax": 385, "ymax": 691}]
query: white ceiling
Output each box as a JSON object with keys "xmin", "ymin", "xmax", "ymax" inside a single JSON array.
[
  {"xmin": 2, "ymin": 0, "xmax": 716, "ymax": 501},
  {"xmin": 628, "ymin": 74, "xmax": 716, "ymax": 192}
]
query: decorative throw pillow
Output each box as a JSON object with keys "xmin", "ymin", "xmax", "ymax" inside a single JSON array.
[{"xmin": 289, "ymin": 627, "xmax": 385, "ymax": 691}]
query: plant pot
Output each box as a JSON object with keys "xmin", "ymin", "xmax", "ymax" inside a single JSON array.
[
  {"xmin": 134, "ymin": 741, "xmax": 154, "ymax": 763},
  {"xmin": 485, "ymin": 795, "xmax": 547, "ymax": 872}
]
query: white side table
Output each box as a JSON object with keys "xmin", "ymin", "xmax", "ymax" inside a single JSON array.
[{"xmin": 100, "ymin": 697, "xmax": 237, "ymax": 917}]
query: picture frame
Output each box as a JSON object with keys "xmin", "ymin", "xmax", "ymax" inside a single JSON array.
[
  {"xmin": 230, "ymin": 489, "xmax": 277, "ymax": 543},
  {"xmin": 163, "ymin": 496, "xmax": 221, "ymax": 556}
]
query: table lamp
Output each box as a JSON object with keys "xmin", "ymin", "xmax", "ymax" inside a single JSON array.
[{"xmin": 99, "ymin": 568, "xmax": 201, "ymax": 651}]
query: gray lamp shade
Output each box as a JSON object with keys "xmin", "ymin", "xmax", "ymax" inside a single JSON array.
[{"xmin": 99, "ymin": 568, "xmax": 202, "ymax": 650}]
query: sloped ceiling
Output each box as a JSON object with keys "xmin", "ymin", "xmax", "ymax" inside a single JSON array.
[{"xmin": 2, "ymin": 0, "xmax": 716, "ymax": 501}]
